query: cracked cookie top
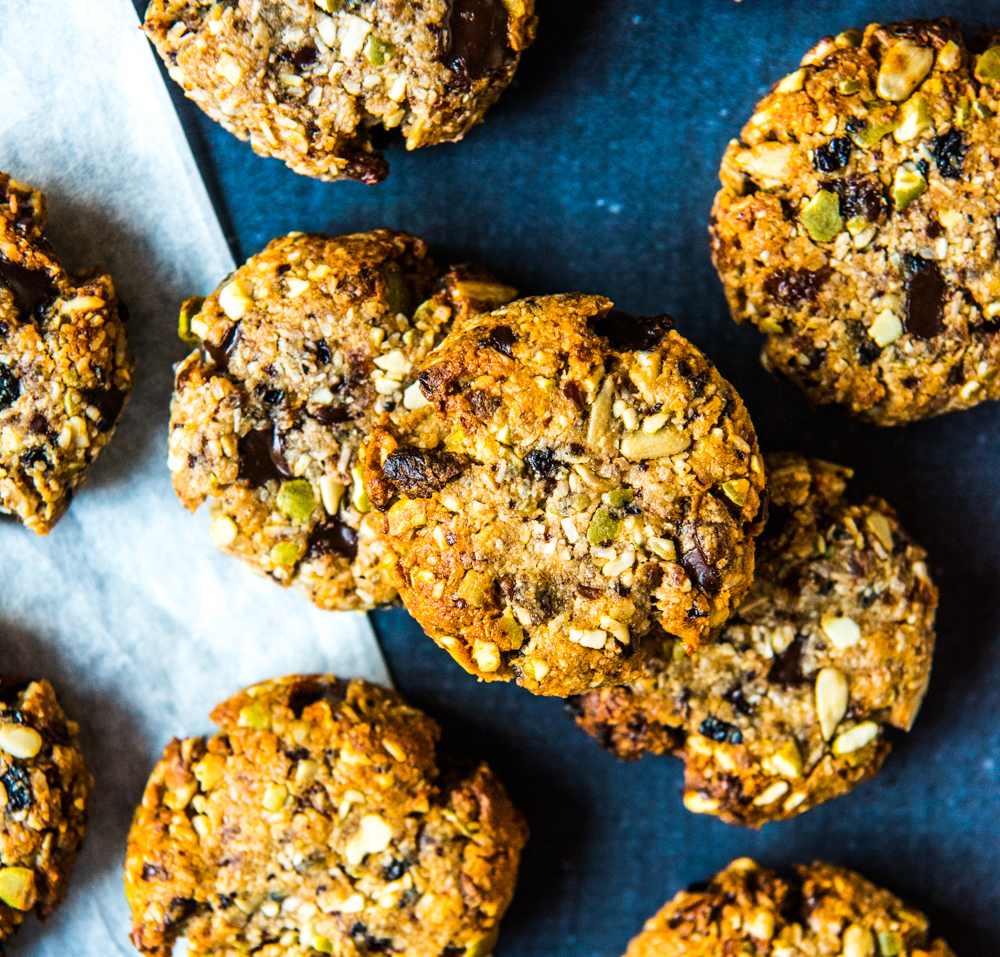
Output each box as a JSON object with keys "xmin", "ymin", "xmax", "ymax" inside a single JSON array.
[
  {"xmin": 711, "ymin": 18, "xmax": 1000, "ymax": 424},
  {"xmin": 363, "ymin": 293, "xmax": 763, "ymax": 696}
]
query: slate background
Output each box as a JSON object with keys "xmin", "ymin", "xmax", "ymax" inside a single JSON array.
[{"xmin": 139, "ymin": 1, "xmax": 1000, "ymax": 953}]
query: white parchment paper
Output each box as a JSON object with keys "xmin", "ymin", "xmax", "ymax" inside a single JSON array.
[{"xmin": 0, "ymin": 1, "xmax": 390, "ymax": 953}]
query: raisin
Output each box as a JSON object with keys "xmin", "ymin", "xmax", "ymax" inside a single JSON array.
[
  {"xmin": 563, "ymin": 381, "xmax": 585, "ymax": 409},
  {"xmin": 20, "ymin": 448, "xmax": 47, "ymax": 470},
  {"xmin": 382, "ymin": 447, "xmax": 466, "ymax": 497},
  {"xmin": 0, "ymin": 766, "xmax": 32, "ymax": 812},
  {"xmin": 466, "ymin": 388, "xmax": 500, "ymax": 420},
  {"xmin": 698, "ymin": 716, "xmax": 743, "ymax": 744},
  {"xmin": 525, "ymin": 447, "xmax": 556, "ymax": 477},
  {"xmin": 857, "ymin": 335, "xmax": 882, "ymax": 365},
  {"xmin": 680, "ymin": 544, "xmax": 721, "ymax": 595},
  {"xmin": 590, "ymin": 310, "xmax": 674, "ymax": 352},
  {"xmin": 291, "ymin": 44, "xmax": 317, "ymax": 69},
  {"xmin": 836, "ymin": 176, "xmax": 887, "ymax": 222},
  {"xmin": 314, "ymin": 339, "xmax": 332, "ymax": 364},
  {"xmin": 286, "ymin": 676, "xmax": 350, "ymax": 718},
  {"xmin": 0, "ymin": 367, "xmax": 20, "ymax": 411},
  {"xmin": 815, "ymin": 137, "xmax": 853, "ymax": 172},
  {"xmin": 382, "ymin": 859, "xmax": 407, "ymax": 881},
  {"xmin": 142, "ymin": 863, "xmax": 170, "ymax": 881},
  {"xmin": 311, "ymin": 404, "xmax": 351, "ymax": 425},
  {"xmin": 763, "ymin": 267, "xmax": 830, "ymax": 306},
  {"xmin": 305, "ymin": 520, "xmax": 359, "ymax": 561},
  {"xmin": 216, "ymin": 893, "xmax": 235, "ymax": 910}
]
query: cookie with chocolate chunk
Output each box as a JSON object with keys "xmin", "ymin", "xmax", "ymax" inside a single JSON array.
[
  {"xmin": 169, "ymin": 229, "xmax": 515, "ymax": 610},
  {"xmin": 0, "ymin": 676, "xmax": 92, "ymax": 942},
  {"xmin": 625, "ymin": 858, "xmax": 954, "ymax": 957},
  {"xmin": 0, "ymin": 172, "xmax": 134, "ymax": 532},
  {"xmin": 362, "ymin": 293, "xmax": 764, "ymax": 696},
  {"xmin": 572, "ymin": 453, "xmax": 937, "ymax": 826},
  {"xmin": 125, "ymin": 674, "xmax": 528, "ymax": 957},
  {"xmin": 143, "ymin": 0, "xmax": 537, "ymax": 183},
  {"xmin": 711, "ymin": 18, "xmax": 1000, "ymax": 424}
]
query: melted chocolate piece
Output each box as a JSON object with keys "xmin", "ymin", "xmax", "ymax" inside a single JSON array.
[
  {"xmin": 0, "ymin": 254, "xmax": 56, "ymax": 319},
  {"xmin": 81, "ymin": 385, "xmax": 125, "ymax": 432},
  {"xmin": 237, "ymin": 428, "xmax": 291, "ymax": 487},
  {"xmin": 680, "ymin": 544, "xmax": 722, "ymax": 595},
  {"xmin": 486, "ymin": 324, "xmax": 516, "ymax": 357},
  {"xmin": 311, "ymin": 404, "xmax": 352, "ymax": 425},
  {"xmin": 305, "ymin": 520, "xmax": 359, "ymax": 561},
  {"xmin": 0, "ymin": 366, "xmax": 19, "ymax": 411},
  {"xmin": 446, "ymin": 0, "xmax": 509, "ymax": 80},
  {"xmin": 20, "ymin": 447, "xmax": 47, "ymax": 470},
  {"xmin": 815, "ymin": 137, "xmax": 852, "ymax": 172},
  {"xmin": 904, "ymin": 256, "xmax": 946, "ymax": 340},
  {"xmin": 590, "ymin": 310, "xmax": 674, "ymax": 352},
  {"xmin": 382, "ymin": 446, "xmax": 466, "ymax": 497},
  {"xmin": 768, "ymin": 634, "xmax": 806, "ymax": 687},
  {"xmin": 763, "ymin": 267, "xmax": 830, "ymax": 306},
  {"xmin": 0, "ymin": 676, "xmax": 31, "ymax": 707},
  {"xmin": 286, "ymin": 675, "xmax": 350, "ymax": 718},
  {"xmin": 205, "ymin": 322, "xmax": 240, "ymax": 371}
]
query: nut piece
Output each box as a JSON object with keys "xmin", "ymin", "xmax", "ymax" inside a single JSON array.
[
  {"xmin": 0, "ymin": 867, "xmax": 37, "ymax": 911},
  {"xmin": 869, "ymin": 310, "xmax": 903, "ymax": 348},
  {"xmin": 344, "ymin": 813, "xmax": 392, "ymax": 866},
  {"xmin": 0, "ymin": 723, "xmax": 43, "ymax": 759},
  {"xmin": 800, "ymin": 190, "xmax": 843, "ymax": 242},
  {"xmin": 877, "ymin": 41, "xmax": 935, "ymax": 100},
  {"xmin": 975, "ymin": 46, "xmax": 1000, "ymax": 84},
  {"xmin": 833, "ymin": 720, "xmax": 879, "ymax": 755},
  {"xmin": 815, "ymin": 667, "xmax": 849, "ymax": 740},
  {"xmin": 821, "ymin": 613, "xmax": 861, "ymax": 649},
  {"xmin": 891, "ymin": 162, "xmax": 928, "ymax": 212},
  {"xmin": 619, "ymin": 427, "xmax": 691, "ymax": 461},
  {"xmin": 842, "ymin": 923, "xmax": 876, "ymax": 957}
]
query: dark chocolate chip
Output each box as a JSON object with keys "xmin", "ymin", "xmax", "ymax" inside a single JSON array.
[
  {"xmin": 763, "ymin": 267, "xmax": 830, "ymax": 306},
  {"xmin": 0, "ymin": 766, "xmax": 32, "ymax": 813},
  {"xmin": 815, "ymin": 137, "xmax": 853, "ymax": 172},
  {"xmin": 486, "ymin": 324, "xmax": 516, "ymax": 357},
  {"xmin": 698, "ymin": 715, "xmax": 743, "ymax": 745},
  {"xmin": 382, "ymin": 859, "xmax": 407, "ymax": 882},
  {"xmin": 680, "ymin": 544, "xmax": 721, "ymax": 595},
  {"xmin": 768, "ymin": 634, "xmax": 806, "ymax": 687},
  {"xmin": 237, "ymin": 428, "xmax": 291, "ymax": 488},
  {"xmin": 311, "ymin": 404, "xmax": 352, "ymax": 425},
  {"xmin": 164, "ymin": 897, "xmax": 199, "ymax": 929},
  {"xmin": 286, "ymin": 676, "xmax": 350, "ymax": 718},
  {"xmin": 20, "ymin": 447, "xmax": 47, "ymax": 470},
  {"xmin": 118, "ymin": 300, "xmax": 130, "ymax": 322},
  {"xmin": 29, "ymin": 414, "xmax": 47, "ymax": 434},
  {"xmin": 314, "ymin": 339, "xmax": 332, "ymax": 364},
  {"xmin": 339, "ymin": 145, "xmax": 390, "ymax": 185},
  {"xmin": 904, "ymin": 255, "xmax": 946, "ymax": 339},
  {"xmin": 445, "ymin": 0, "xmax": 509, "ymax": 80},
  {"xmin": 724, "ymin": 686, "xmax": 755, "ymax": 717},
  {"xmin": 525, "ymin": 447, "xmax": 556, "ymax": 477},
  {"xmin": 382, "ymin": 447, "xmax": 466, "ymax": 497},
  {"xmin": 291, "ymin": 43, "xmax": 318, "ymax": 69},
  {"xmin": 80, "ymin": 384, "xmax": 126, "ymax": 432},
  {"xmin": 590, "ymin": 310, "xmax": 674, "ymax": 352},
  {"xmin": 216, "ymin": 893, "xmax": 235, "ymax": 910},
  {"xmin": 856, "ymin": 335, "xmax": 882, "ymax": 366},
  {"xmin": 562, "ymin": 381, "xmax": 585, "ymax": 409},
  {"xmin": 0, "ymin": 254, "xmax": 56, "ymax": 319},
  {"xmin": 205, "ymin": 322, "xmax": 240, "ymax": 371},
  {"xmin": 306, "ymin": 520, "xmax": 359, "ymax": 561},
  {"xmin": 0, "ymin": 366, "xmax": 19, "ymax": 411}
]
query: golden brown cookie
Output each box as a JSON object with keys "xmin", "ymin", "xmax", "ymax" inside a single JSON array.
[
  {"xmin": 125, "ymin": 674, "xmax": 528, "ymax": 957},
  {"xmin": 143, "ymin": 0, "xmax": 537, "ymax": 183},
  {"xmin": 711, "ymin": 19, "xmax": 1000, "ymax": 424},
  {"xmin": 0, "ymin": 676, "xmax": 92, "ymax": 942},
  {"xmin": 363, "ymin": 294, "xmax": 764, "ymax": 696},
  {"xmin": 0, "ymin": 171, "xmax": 134, "ymax": 532},
  {"xmin": 624, "ymin": 858, "xmax": 954, "ymax": 957},
  {"xmin": 168, "ymin": 229, "xmax": 515, "ymax": 610},
  {"xmin": 572, "ymin": 453, "xmax": 937, "ymax": 826}
]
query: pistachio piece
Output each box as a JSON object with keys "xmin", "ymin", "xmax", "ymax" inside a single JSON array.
[
  {"xmin": 833, "ymin": 720, "xmax": 879, "ymax": 755},
  {"xmin": 838, "ymin": 78, "xmax": 862, "ymax": 95},
  {"xmin": 893, "ymin": 94, "xmax": 932, "ymax": 142},
  {"xmin": 345, "ymin": 813, "xmax": 392, "ymax": 865},
  {"xmin": 312, "ymin": 936, "xmax": 335, "ymax": 955},
  {"xmin": 239, "ymin": 702, "xmax": 270, "ymax": 730},
  {"xmin": 955, "ymin": 96, "xmax": 972, "ymax": 127},
  {"xmin": 500, "ymin": 609, "xmax": 524, "ymax": 649},
  {"xmin": 0, "ymin": 867, "xmax": 36, "ymax": 911},
  {"xmin": 842, "ymin": 923, "xmax": 876, "ymax": 957},
  {"xmin": 836, "ymin": 27, "xmax": 863, "ymax": 48},
  {"xmin": 892, "ymin": 162, "xmax": 928, "ymax": 211},
  {"xmin": 877, "ymin": 931, "xmax": 903, "ymax": 956},
  {"xmin": 821, "ymin": 613, "xmax": 861, "ymax": 649},
  {"xmin": 0, "ymin": 723, "xmax": 42, "ymax": 759},
  {"xmin": 620, "ymin": 427, "xmax": 691, "ymax": 461},
  {"xmin": 975, "ymin": 46, "xmax": 1000, "ymax": 84},
  {"xmin": 847, "ymin": 118, "xmax": 897, "ymax": 149},
  {"xmin": 869, "ymin": 309, "xmax": 903, "ymax": 347},
  {"xmin": 351, "ymin": 464, "xmax": 370, "ymax": 513},
  {"xmin": 815, "ymin": 667, "xmax": 849, "ymax": 740},
  {"xmin": 606, "ymin": 488, "xmax": 634, "ymax": 508},
  {"xmin": 364, "ymin": 35, "xmax": 395, "ymax": 66},
  {"xmin": 587, "ymin": 507, "xmax": 620, "ymax": 545},
  {"xmin": 800, "ymin": 190, "xmax": 843, "ymax": 242},
  {"xmin": 937, "ymin": 40, "xmax": 961, "ymax": 71},
  {"xmin": 877, "ymin": 41, "xmax": 934, "ymax": 101},
  {"xmin": 178, "ymin": 297, "xmax": 206, "ymax": 344},
  {"xmin": 464, "ymin": 930, "xmax": 500, "ymax": 957},
  {"xmin": 457, "ymin": 570, "xmax": 488, "ymax": 608},
  {"xmin": 721, "ymin": 478, "xmax": 750, "ymax": 507},
  {"xmin": 194, "ymin": 753, "xmax": 226, "ymax": 791},
  {"xmin": 269, "ymin": 541, "xmax": 302, "ymax": 566}
]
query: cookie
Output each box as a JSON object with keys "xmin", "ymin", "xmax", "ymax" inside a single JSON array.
[
  {"xmin": 571, "ymin": 452, "xmax": 937, "ymax": 826},
  {"xmin": 0, "ymin": 172, "xmax": 134, "ymax": 532},
  {"xmin": 168, "ymin": 229, "xmax": 515, "ymax": 610},
  {"xmin": 624, "ymin": 858, "xmax": 954, "ymax": 957},
  {"xmin": 142, "ymin": 0, "xmax": 537, "ymax": 184},
  {"xmin": 711, "ymin": 19, "xmax": 1000, "ymax": 424},
  {"xmin": 0, "ymin": 676, "xmax": 93, "ymax": 942},
  {"xmin": 125, "ymin": 674, "xmax": 528, "ymax": 957},
  {"xmin": 362, "ymin": 294, "xmax": 764, "ymax": 696}
]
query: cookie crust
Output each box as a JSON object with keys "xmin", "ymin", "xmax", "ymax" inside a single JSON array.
[
  {"xmin": 0, "ymin": 172, "xmax": 134, "ymax": 532},
  {"xmin": 572, "ymin": 453, "xmax": 937, "ymax": 826},
  {"xmin": 143, "ymin": 0, "xmax": 537, "ymax": 183},
  {"xmin": 168, "ymin": 229, "xmax": 514, "ymax": 610},
  {"xmin": 363, "ymin": 294, "xmax": 764, "ymax": 696},
  {"xmin": 125, "ymin": 674, "xmax": 528, "ymax": 957},
  {"xmin": 625, "ymin": 858, "xmax": 954, "ymax": 957},
  {"xmin": 711, "ymin": 19, "xmax": 1000, "ymax": 424},
  {"xmin": 0, "ymin": 676, "xmax": 92, "ymax": 941}
]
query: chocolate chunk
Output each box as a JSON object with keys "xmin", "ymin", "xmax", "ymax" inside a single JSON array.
[
  {"xmin": 81, "ymin": 384, "xmax": 125, "ymax": 432},
  {"xmin": 382, "ymin": 859, "xmax": 407, "ymax": 882},
  {"xmin": 525, "ymin": 447, "xmax": 556, "ymax": 477},
  {"xmin": 306, "ymin": 520, "xmax": 359, "ymax": 561},
  {"xmin": 768, "ymin": 634, "xmax": 806, "ymax": 687},
  {"xmin": 205, "ymin": 322, "xmax": 240, "ymax": 371},
  {"xmin": 382, "ymin": 446, "xmax": 466, "ymax": 497},
  {"xmin": 0, "ymin": 254, "xmax": 56, "ymax": 319},
  {"xmin": 576, "ymin": 584, "xmax": 602, "ymax": 599},
  {"xmin": 141, "ymin": 863, "xmax": 170, "ymax": 882},
  {"xmin": 291, "ymin": 44, "xmax": 318, "ymax": 69},
  {"xmin": 20, "ymin": 447, "xmax": 47, "ymax": 470},
  {"xmin": 904, "ymin": 256, "xmax": 946, "ymax": 340},
  {"xmin": 313, "ymin": 339, "xmax": 332, "ymax": 364},
  {"xmin": 698, "ymin": 715, "xmax": 743, "ymax": 745},
  {"xmin": 680, "ymin": 544, "xmax": 722, "ymax": 595},
  {"xmin": 836, "ymin": 175, "xmax": 887, "ymax": 222},
  {"xmin": 763, "ymin": 267, "xmax": 830, "ymax": 306},
  {"xmin": 29, "ymin": 414, "xmax": 47, "ymax": 434},
  {"xmin": 0, "ymin": 765, "xmax": 32, "ymax": 812},
  {"xmin": 165, "ymin": 897, "xmax": 199, "ymax": 928},
  {"xmin": 815, "ymin": 137, "xmax": 853, "ymax": 172},
  {"xmin": 216, "ymin": 893, "xmax": 235, "ymax": 910},
  {"xmin": 446, "ymin": 0, "xmax": 509, "ymax": 80},
  {"xmin": 238, "ymin": 428, "xmax": 291, "ymax": 487},
  {"xmin": 563, "ymin": 381, "xmax": 585, "ymax": 410},
  {"xmin": 311, "ymin": 404, "xmax": 352, "ymax": 425},
  {"xmin": 0, "ymin": 366, "xmax": 19, "ymax": 411},
  {"xmin": 485, "ymin": 324, "xmax": 516, "ymax": 357},
  {"xmin": 590, "ymin": 310, "xmax": 674, "ymax": 352},
  {"xmin": 933, "ymin": 129, "xmax": 968, "ymax": 179},
  {"xmin": 857, "ymin": 334, "xmax": 882, "ymax": 366},
  {"xmin": 286, "ymin": 675, "xmax": 350, "ymax": 718},
  {"xmin": 466, "ymin": 388, "xmax": 500, "ymax": 420}
]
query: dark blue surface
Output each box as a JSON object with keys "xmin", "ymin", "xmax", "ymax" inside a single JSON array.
[{"xmin": 147, "ymin": 1, "xmax": 1000, "ymax": 952}]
